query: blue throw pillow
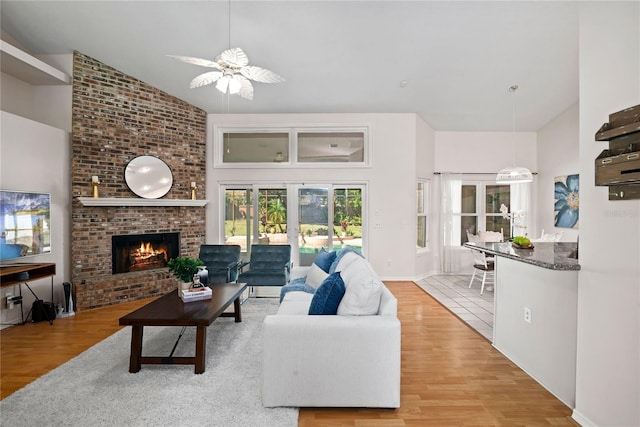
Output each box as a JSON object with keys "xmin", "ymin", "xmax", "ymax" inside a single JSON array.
[
  {"xmin": 308, "ymin": 272, "xmax": 345, "ymax": 315},
  {"xmin": 314, "ymin": 248, "xmax": 336, "ymax": 273}
]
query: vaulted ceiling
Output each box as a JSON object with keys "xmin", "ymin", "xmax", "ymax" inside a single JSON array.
[{"xmin": 1, "ymin": 1, "xmax": 580, "ymax": 131}]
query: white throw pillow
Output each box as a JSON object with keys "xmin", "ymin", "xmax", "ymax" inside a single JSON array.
[
  {"xmin": 336, "ymin": 256, "xmax": 382, "ymax": 316},
  {"xmin": 305, "ymin": 263, "xmax": 329, "ymax": 289},
  {"xmin": 335, "ymin": 251, "xmax": 361, "ymax": 273}
]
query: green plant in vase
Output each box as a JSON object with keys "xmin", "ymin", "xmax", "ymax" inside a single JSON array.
[{"xmin": 167, "ymin": 256, "xmax": 204, "ymax": 283}]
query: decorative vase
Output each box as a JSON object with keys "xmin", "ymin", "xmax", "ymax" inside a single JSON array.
[
  {"xmin": 178, "ymin": 281, "xmax": 191, "ymax": 294},
  {"xmin": 197, "ymin": 266, "xmax": 209, "ymax": 287}
]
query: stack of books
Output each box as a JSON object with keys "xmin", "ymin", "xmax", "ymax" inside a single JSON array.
[{"xmin": 180, "ymin": 286, "xmax": 213, "ymax": 303}]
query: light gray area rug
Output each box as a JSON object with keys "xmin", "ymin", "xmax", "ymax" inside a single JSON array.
[{"xmin": 0, "ymin": 298, "xmax": 298, "ymax": 427}]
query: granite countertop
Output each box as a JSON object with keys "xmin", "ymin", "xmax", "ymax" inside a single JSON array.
[{"xmin": 463, "ymin": 242, "xmax": 581, "ymax": 271}]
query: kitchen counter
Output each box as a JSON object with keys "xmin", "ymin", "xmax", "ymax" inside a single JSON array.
[
  {"xmin": 464, "ymin": 241, "xmax": 580, "ymax": 271},
  {"xmin": 463, "ymin": 240, "xmax": 579, "ymax": 407}
]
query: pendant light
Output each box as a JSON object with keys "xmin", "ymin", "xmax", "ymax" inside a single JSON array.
[{"xmin": 496, "ymin": 85, "xmax": 533, "ymax": 184}]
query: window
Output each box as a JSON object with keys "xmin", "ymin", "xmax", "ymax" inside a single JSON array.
[
  {"xmin": 458, "ymin": 182, "xmax": 511, "ymax": 245},
  {"xmin": 460, "ymin": 184, "xmax": 478, "ymax": 244},
  {"xmin": 417, "ymin": 180, "xmax": 429, "ymax": 250},
  {"xmin": 297, "ymin": 132, "xmax": 364, "ymax": 163},
  {"xmin": 485, "ymin": 184, "xmax": 511, "ymax": 238},
  {"xmin": 222, "ymin": 132, "xmax": 289, "ymax": 163},
  {"xmin": 215, "ymin": 126, "xmax": 368, "ymax": 167}
]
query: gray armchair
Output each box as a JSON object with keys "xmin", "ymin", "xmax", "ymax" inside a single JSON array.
[
  {"xmin": 238, "ymin": 244, "xmax": 292, "ymax": 287},
  {"xmin": 198, "ymin": 244, "xmax": 241, "ymax": 285}
]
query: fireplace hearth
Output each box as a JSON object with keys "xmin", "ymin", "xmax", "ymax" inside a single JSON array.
[{"xmin": 112, "ymin": 232, "xmax": 179, "ymax": 274}]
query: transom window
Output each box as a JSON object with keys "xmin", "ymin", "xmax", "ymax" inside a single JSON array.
[
  {"xmin": 222, "ymin": 132, "xmax": 289, "ymax": 163},
  {"xmin": 297, "ymin": 132, "xmax": 364, "ymax": 163},
  {"xmin": 214, "ymin": 126, "xmax": 368, "ymax": 167}
]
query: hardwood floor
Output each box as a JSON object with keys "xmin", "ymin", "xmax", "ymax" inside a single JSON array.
[
  {"xmin": 0, "ymin": 297, "xmax": 152, "ymax": 399},
  {"xmin": 1, "ymin": 283, "xmax": 577, "ymax": 426}
]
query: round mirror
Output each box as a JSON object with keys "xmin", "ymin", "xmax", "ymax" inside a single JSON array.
[{"xmin": 124, "ymin": 156, "xmax": 173, "ymax": 199}]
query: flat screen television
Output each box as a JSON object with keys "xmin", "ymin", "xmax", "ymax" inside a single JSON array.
[{"xmin": 0, "ymin": 190, "xmax": 51, "ymax": 262}]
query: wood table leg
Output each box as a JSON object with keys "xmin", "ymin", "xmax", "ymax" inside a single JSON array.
[
  {"xmin": 129, "ymin": 325, "xmax": 143, "ymax": 373},
  {"xmin": 234, "ymin": 296, "xmax": 242, "ymax": 322},
  {"xmin": 194, "ymin": 325, "xmax": 207, "ymax": 374}
]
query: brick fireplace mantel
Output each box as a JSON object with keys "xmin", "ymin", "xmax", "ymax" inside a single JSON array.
[{"xmin": 77, "ymin": 197, "xmax": 208, "ymax": 207}]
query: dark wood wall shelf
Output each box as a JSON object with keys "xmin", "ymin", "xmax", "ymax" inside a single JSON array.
[{"xmin": 594, "ymin": 104, "xmax": 640, "ymax": 200}]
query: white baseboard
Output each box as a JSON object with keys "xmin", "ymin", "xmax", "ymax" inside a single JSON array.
[
  {"xmin": 491, "ymin": 343, "xmax": 575, "ymax": 409},
  {"xmin": 571, "ymin": 408, "xmax": 597, "ymax": 427}
]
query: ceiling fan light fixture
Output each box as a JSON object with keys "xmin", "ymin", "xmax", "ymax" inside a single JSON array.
[
  {"xmin": 216, "ymin": 75, "xmax": 230, "ymax": 93},
  {"xmin": 228, "ymin": 76, "xmax": 242, "ymax": 94},
  {"xmin": 169, "ymin": 47, "xmax": 284, "ymax": 100}
]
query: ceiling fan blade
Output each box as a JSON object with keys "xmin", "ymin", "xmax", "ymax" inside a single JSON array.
[
  {"xmin": 219, "ymin": 48, "xmax": 249, "ymax": 68},
  {"xmin": 237, "ymin": 76, "xmax": 254, "ymax": 100},
  {"xmin": 190, "ymin": 71, "xmax": 223, "ymax": 88},
  {"xmin": 240, "ymin": 66, "xmax": 285, "ymax": 83},
  {"xmin": 167, "ymin": 55, "xmax": 222, "ymax": 70}
]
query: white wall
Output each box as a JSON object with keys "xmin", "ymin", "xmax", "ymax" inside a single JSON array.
[
  {"xmin": 416, "ymin": 115, "xmax": 436, "ymax": 278},
  {"xmin": 0, "ymin": 53, "xmax": 72, "ymax": 132},
  {"xmin": 573, "ymin": 3, "xmax": 640, "ymax": 427},
  {"xmin": 0, "ymin": 111, "xmax": 71, "ymax": 326},
  {"xmin": 435, "ymin": 131, "xmax": 537, "ymax": 174},
  {"xmin": 536, "ymin": 103, "xmax": 579, "ymax": 242},
  {"xmin": 205, "ymin": 113, "xmax": 430, "ymax": 280}
]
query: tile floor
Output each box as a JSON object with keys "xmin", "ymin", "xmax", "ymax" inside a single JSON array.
[{"xmin": 415, "ymin": 274, "xmax": 494, "ymax": 340}]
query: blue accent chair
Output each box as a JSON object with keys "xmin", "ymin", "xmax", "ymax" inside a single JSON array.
[
  {"xmin": 198, "ymin": 244, "xmax": 242, "ymax": 284},
  {"xmin": 238, "ymin": 244, "xmax": 292, "ymax": 288}
]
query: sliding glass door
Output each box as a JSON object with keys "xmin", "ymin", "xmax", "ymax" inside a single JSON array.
[
  {"xmin": 224, "ymin": 186, "xmax": 287, "ymax": 254},
  {"xmin": 297, "ymin": 187, "xmax": 330, "ymax": 266},
  {"xmin": 223, "ymin": 184, "xmax": 364, "ymax": 266},
  {"xmin": 295, "ymin": 185, "xmax": 364, "ymax": 266}
]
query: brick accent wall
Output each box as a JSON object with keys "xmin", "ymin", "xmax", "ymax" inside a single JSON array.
[{"xmin": 71, "ymin": 52, "xmax": 207, "ymax": 311}]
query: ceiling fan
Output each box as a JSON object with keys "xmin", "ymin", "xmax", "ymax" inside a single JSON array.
[{"xmin": 168, "ymin": 48, "xmax": 285, "ymax": 100}]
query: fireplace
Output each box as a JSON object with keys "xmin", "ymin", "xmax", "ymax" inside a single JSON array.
[{"xmin": 112, "ymin": 232, "xmax": 179, "ymax": 274}]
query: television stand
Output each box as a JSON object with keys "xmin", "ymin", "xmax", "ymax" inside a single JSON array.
[{"xmin": 0, "ymin": 263, "xmax": 56, "ymax": 325}]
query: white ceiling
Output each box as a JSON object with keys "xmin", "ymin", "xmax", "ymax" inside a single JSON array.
[{"xmin": 0, "ymin": 1, "xmax": 580, "ymax": 131}]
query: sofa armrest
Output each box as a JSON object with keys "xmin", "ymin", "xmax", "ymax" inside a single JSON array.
[{"xmin": 262, "ymin": 314, "xmax": 401, "ymax": 408}]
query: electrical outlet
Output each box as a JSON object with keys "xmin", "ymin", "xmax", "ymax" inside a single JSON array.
[
  {"xmin": 6, "ymin": 295, "xmax": 22, "ymax": 309},
  {"xmin": 524, "ymin": 307, "xmax": 532, "ymax": 324}
]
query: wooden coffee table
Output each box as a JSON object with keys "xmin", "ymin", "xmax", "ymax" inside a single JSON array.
[{"xmin": 119, "ymin": 282, "xmax": 248, "ymax": 374}]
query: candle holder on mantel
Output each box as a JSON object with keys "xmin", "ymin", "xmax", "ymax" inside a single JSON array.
[
  {"xmin": 91, "ymin": 176, "xmax": 101, "ymax": 198},
  {"xmin": 190, "ymin": 182, "xmax": 197, "ymax": 200}
]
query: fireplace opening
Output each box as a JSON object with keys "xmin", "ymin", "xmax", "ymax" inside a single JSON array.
[{"xmin": 112, "ymin": 232, "xmax": 179, "ymax": 274}]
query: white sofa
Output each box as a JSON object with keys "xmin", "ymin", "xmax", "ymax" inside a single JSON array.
[{"xmin": 262, "ymin": 252, "xmax": 401, "ymax": 408}]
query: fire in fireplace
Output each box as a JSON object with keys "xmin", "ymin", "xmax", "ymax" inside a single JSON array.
[{"xmin": 112, "ymin": 232, "xmax": 179, "ymax": 274}]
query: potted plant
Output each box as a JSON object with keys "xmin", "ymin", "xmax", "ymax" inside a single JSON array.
[{"xmin": 167, "ymin": 256, "xmax": 204, "ymax": 283}]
